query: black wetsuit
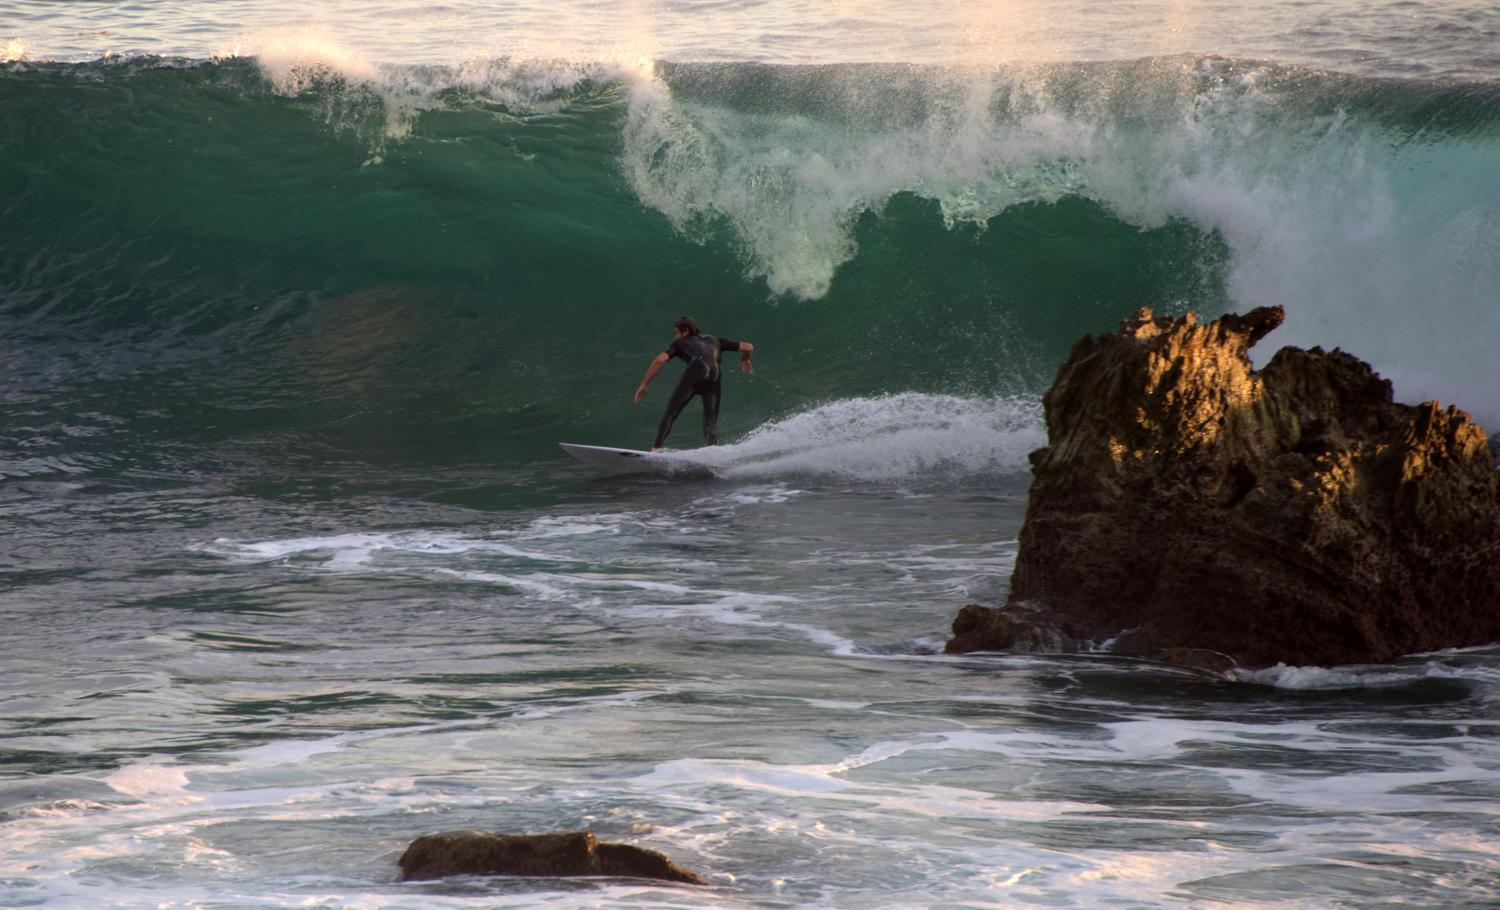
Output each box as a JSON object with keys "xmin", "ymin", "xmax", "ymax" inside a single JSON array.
[{"xmin": 654, "ymin": 333, "xmax": 742, "ymax": 449}]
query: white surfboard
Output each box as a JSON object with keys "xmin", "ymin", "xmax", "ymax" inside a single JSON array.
[{"xmin": 559, "ymin": 442, "xmax": 714, "ymax": 476}]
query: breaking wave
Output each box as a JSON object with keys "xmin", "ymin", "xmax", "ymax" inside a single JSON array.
[{"xmin": 3, "ymin": 43, "xmax": 1498, "ymax": 471}]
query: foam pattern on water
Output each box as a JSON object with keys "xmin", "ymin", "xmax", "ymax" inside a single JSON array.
[
  {"xmin": 8, "ymin": 663, "xmax": 1498, "ymax": 908},
  {"xmin": 8, "ymin": 488, "xmax": 1500, "ymax": 910}
]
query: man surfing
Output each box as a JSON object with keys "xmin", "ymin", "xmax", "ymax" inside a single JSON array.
[{"xmin": 633, "ymin": 316, "xmax": 754, "ymax": 452}]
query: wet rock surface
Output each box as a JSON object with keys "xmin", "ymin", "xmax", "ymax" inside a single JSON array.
[
  {"xmin": 948, "ymin": 306, "xmax": 1500, "ymax": 670},
  {"xmin": 397, "ymin": 830, "xmax": 708, "ymax": 885}
]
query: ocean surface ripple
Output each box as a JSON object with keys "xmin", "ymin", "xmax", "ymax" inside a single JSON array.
[{"xmin": 3, "ymin": 2, "xmax": 1499, "ymax": 907}]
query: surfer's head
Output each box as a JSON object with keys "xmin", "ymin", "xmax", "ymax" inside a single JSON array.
[{"xmin": 673, "ymin": 316, "xmax": 700, "ymax": 338}]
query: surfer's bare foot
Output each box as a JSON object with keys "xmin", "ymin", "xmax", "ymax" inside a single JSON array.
[{"xmin": 651, "ymin": 447, "xmax": 662, "ymax": 453}]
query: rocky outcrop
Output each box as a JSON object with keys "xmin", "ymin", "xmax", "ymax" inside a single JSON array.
[
  {"xmin": 947, "ymin": 306, "xmax": 1500, "ymax": 670},
  {"xmin": 397, "ymin": 830, "xmax": 707, "ymax": 885}
]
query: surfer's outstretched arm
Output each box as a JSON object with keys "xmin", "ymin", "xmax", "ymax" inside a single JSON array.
[{"xmin": 634, "ymin": 353, "xmax": 671, "ymax": 403}]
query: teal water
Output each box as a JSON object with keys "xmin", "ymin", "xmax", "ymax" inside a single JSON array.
[{"xmin": 3, "ymin": 2, "xmax": 1500, "ymax": 907}]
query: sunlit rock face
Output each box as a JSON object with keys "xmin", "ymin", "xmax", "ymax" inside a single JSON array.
[
  {"xmin": 948, "ymin": 306, "xmax": 1500, "ymax": 670},
  {"xmin": 397, "ymin": 830, "xmax": 707, "ymax": 884}
]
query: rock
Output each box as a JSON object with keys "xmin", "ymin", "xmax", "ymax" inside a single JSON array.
[
  {"xmin": 947, "ymin": 306, "xmax": 1500, "ymax": 669},
  {"xmin": 397, "ymin": 830, "xmax": 707, "ymax": 885}
]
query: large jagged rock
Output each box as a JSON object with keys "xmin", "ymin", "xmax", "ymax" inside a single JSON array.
[
  {"xmin": 397, "ymin": 830, "xmax": 707, "ymax": 885},
  {"xmin": 947, "ymin": 306, "xmax": 1500, "ymax": 670}
]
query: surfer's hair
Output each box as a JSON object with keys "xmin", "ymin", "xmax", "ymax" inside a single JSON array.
[{"xmin": 674, "ymin": 316, "xmax": 700, "ymax": 336}]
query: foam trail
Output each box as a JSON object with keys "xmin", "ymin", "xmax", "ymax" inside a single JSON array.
[{"xmin": 667, "ymin": 393, "xmax": 1044, "ymax": 481}]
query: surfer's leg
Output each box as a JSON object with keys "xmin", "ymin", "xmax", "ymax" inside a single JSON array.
[
  {"xmin": 700, "ymin": 379, "xmax": 721, "ymax": 445},
  {"xmin": 653, "ymin": 372, "xmax": 699, "ymax": 449}
]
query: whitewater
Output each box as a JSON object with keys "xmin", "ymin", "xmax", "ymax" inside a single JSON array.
[{"xmin": 3, "ymin": 1, "xmax": 1500, "ymax": 907}]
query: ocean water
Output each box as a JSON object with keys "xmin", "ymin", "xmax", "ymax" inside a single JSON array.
[{"xmin": 3, "ymin": 1, "xmax": 1500, "ymax": 907}]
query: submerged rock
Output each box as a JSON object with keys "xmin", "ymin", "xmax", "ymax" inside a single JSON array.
[
  {"xmin": 397, "ymin": 830, "xmax": 707, "ymax": 885},
  {"xmin": 947, "ymin": 306, "xmax": 1500, "ymax": 670}
]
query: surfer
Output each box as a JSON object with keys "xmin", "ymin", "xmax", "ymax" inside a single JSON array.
[{"xmin": 633, "ymin": 316, "xmax": 754, "ymax": 452}]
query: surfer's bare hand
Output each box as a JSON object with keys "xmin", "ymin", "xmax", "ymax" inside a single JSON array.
[{"xmin": 634, "ymin": 385, "xmax": 648, "ymax": 403}]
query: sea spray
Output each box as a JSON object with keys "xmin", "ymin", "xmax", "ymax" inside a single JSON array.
[{"xmin": 678, "ymin": 393, "xmax": 1045, "ymax": 482}]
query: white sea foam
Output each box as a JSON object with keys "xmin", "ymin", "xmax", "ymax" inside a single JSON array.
[
  {"xmin": 1237, "ymin": 663, "xmax": 1432, "ymax": 690},
  {"xmin": 613, "ymin": 590, "xmax": 857, "ymax": 655},
  {"xmin": 633, "ymin": 734, "xmax": 1109, "ymax": 820},
  {"xmin": 102, "ymin": 760, "xmax": 198, "ymax": 802},
  {"xmin": 195, "ymin": 522, "xmax": 873, "ymax": 655},
  {"xmin": 718, "ymin": 485, "xmax": 804, "ymax": 505},
  {"xmin": 509, "ymin": 515, "xmax": 633, "ymax": 539},
  {"xmin": 199, "ymin": 530, "xmax": 585, "ymax": 566},
  {"xmin": 10, "ymin": 657, "xmax": 1498, "ymax": 908},
  {"xmin": 676, "ymin": 393, "xmax": 1044, "ymax": 482},
  {"xmin": 1236, "ymin": 653, "xmax": 1500, "ymax": 690}
]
